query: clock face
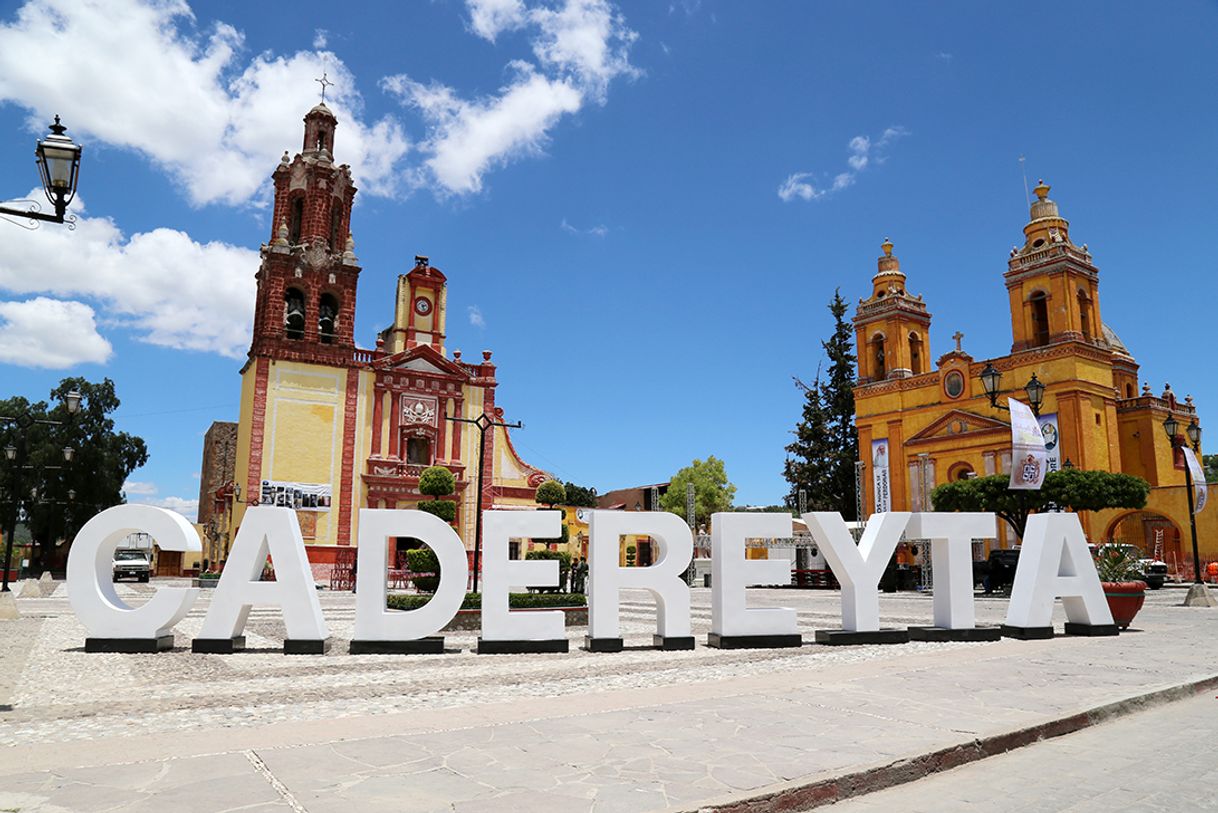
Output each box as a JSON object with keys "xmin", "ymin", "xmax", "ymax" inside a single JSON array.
[{"xmin": 414, "ymin": 297, "xmax": 432, "ymax": 316}]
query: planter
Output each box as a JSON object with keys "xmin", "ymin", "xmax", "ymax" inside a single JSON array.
[
  {"xmin": 192, "ymin": 578, "xmax": 220, "ymax": 589},
  {"xmin": 1102, "ymin": 581, "xmax": 1146, "ymax": 630},
  {"xmin": 442, "ymin": 606, "xmax": 587, "ymax": 632}
]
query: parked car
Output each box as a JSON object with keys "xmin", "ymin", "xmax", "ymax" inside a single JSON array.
[{"xmin": 112, "ymin": 549, "xmax": 151, "ymax": 583}]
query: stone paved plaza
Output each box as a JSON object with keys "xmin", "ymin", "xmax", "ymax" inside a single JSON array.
[{"xmin": 1, "ymin": 583, "xmax": 1216, "ymax": 811}]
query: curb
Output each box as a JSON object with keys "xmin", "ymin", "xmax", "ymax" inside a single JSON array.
[{"xmin": 691, "ymin": 673, "xmax": 1218, "ymax": 813}]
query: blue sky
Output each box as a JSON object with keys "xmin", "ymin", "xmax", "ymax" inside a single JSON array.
[{"xmin": 0, "ymin": 0, "xmax": 1215, "ymax": 518}]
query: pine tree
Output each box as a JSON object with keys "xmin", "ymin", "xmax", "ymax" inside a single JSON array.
[{"xmin": 784, "ymin": 290, "xmax": 859, "ymax": 516}]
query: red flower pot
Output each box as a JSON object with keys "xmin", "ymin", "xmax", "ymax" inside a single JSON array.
[{"xmin": 1102, "ymin": 581, "xmax": 1146, "ymax": 630}]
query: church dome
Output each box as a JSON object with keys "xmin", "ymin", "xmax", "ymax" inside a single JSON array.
[{"xmin": 1102, "ymin": 322, "xmax": 1133, "ymax": 359}]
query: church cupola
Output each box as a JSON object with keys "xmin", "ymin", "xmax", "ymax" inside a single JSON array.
[
  {"xmin": 248, "ymin": 102, "xmax": 362, "ymax": 364},
  {"xmin": 1005, "ymin": 180, "xmax": 1105, "ymax": 353},
  {"xmin": 853, "ymin": 239, "xmax": 932, "ymax": 383}
]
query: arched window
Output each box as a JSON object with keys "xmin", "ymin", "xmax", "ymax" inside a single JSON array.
[
  {"xmin": 1077, "ymin": 289, "xmax": 1092, "ymax": 339},
  {"xmin": 950, "ymin": 463, "xmax": 976, "ymax": 481},
  {"xmin": 909, "ymin": 332, "xmax": 923, "ymax": 375},
  {"xmin": 871, "ymin": 335, "xmax": 886, "ymax": 380},
  {"xmin": 329, "ymin": 205, "xmax": 342, "ymax": 250},
  {"xmin": 318, "ymin": 293, "xmax": 339, "ymax": 344},
  {"xmin": 288, "ymin": 196, "xmax": 304, "ymax": 244},
  {"xmin": 284, "ymin": 288, "xmax": 305, "ymax": 340},
  {"xmin": 1029, "ymin": 291, "xmax": 1050, "ymax": 347}
]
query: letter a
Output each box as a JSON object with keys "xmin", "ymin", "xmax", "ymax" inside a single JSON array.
[{"xmin": 1005, "ymin": 513, "xmax": 1115, "ymax": 637}]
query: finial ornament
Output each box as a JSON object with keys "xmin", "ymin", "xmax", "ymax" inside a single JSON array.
[
  {"xmin": 881, "ymin": 237, "xmax": 894, "ymax": 257},
  {"xmin": 280, "ymin": 150, "xmax": 290, "ymax": 165},
  {"xmin": 274, "ymin": 220, "xmax": 289, "ymax": 246},
  {"xmin": 1033, "ymin": 179, "xmax": 1050, "ymax": 201},
  {"xmin": 315, "ymin": 71, "xmax": 334, "ymax": 103}
]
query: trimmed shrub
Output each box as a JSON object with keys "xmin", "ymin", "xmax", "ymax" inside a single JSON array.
[
  {"xmin": 419, "ymin": 466, "xmax": 456, "ymax": 497},
  {"xmin": 406, "ymin": 547, "xmax": 441, "ymax": 593},
  {"xmin": 525, "ymin": 549, "xmax": 571, "ymax": 591},
  {"xmin": 535, "ymin": 480, "xmax": 566, "ymax": 507},
  {"xmin": 417, "ymin": 499, "xmax": 456, "ymax": 523},
  {"xmin": 386, "ymin": 592, "xmax": 587, "ymax": 612}
]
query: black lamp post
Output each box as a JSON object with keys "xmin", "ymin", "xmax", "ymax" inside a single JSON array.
[
  {"xmin": 1, "ymin": 390, "xmax": 82, "ymax": 590},
  {"xmin": 979, "ymin": 363, "xmax": 1047, "ymax": 417},
  {"xmin": 0, "ymin": 116, "xmax": 83, "ymax": 228},
  {"xmin": 1164, "ymin": 415, "xmax": 1204, "ymax": 585},
  {"xmin": 445, "ymin": 411, "xmax": 523, "ymax": 592}
]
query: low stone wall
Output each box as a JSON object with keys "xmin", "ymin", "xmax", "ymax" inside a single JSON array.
[{"xmin": 442, "ymin": 606, "xmax": 587, "ymax": 631}]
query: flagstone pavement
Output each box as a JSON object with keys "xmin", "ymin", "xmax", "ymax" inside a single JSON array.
[{"xmin": 0, "ymin": 583, "xmax": 1215, "ymax": 812}]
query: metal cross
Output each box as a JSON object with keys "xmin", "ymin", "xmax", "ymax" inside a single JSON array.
[
  {"xmin": 952, "ymin": 331, "xmax": 964, "ymax": 353},
  {"xmin": 315, "ymin": 72, "xmax": 334, "ymax": 102}
]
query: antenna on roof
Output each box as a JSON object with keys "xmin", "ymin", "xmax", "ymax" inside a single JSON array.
[{"xmin": 1018, "ymin": 154, "xmax": 1031, "ymax": 208}]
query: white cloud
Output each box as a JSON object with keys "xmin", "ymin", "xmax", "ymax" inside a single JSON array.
[
  {"xmin": 467, "ymin": 0, "xmax": 527, "ymax": 41},
  {"xmin": 385, "ymin": 65, "xmax": 582, "ymax": 195},
  {"xmin": 391, "ymin": 0, "xmax": 637, "ymax": 195},
  {"xmin": 0, "ymin": 297, "xmax": 112, "ymax": 368},
  {"xmin": 0, "ymin": 0, "xmax": 410, "ymax": 206},
  {"xmin": 778, "ymin": 127, "xmax": 909, "ymax": 203},
  {"xmin": 937, "ymin": 51, "xmax": 953, "ymax": 61},
  {"xmin": 529, "ymin": 0, "xmax": 639, "ymax": 100},
  {"xmin": 561, "ymin": 218, "xmax": 608, "ymax": 236},
  {"xmin": 313, "ymin": 28, "xmax": 329, "ymax": 49},
  {"xmin": 134, "ymin": 495, "xmax": 200, "ymax": 521},
  {"xmin": 0, "ymin": 193, "xmax": 256, "ymax": 359},
  {"xmin": 123, "ymin": 481, "xmax": 159, "ymax": 496},
  {"xmin": 467, "ymin": 305, "xmax": 486, "ymax": 328}
]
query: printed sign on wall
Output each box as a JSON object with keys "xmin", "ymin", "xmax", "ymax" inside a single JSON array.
[
  {"xmin": 260, "ymin": 479, "xmax": 333, "ymax": 511},
  {"xmin": 871, "ymin": 439, "xmax": 891, "ymax": 513}
]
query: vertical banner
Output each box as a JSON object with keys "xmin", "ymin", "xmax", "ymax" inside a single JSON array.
[
  {"xmin": 1009, "ymin": 399, "xmax": 1048, "ymax": 490},
  {"xmin": 871, "ymin": 439, "xmax": 891, "ymax": 513},
  {"xmin": 1037, "ymin": 413, "xmax": 1061, "ymax": 473},
  {"xmin": 1182, "ymin": 448, "xmax": 1208, "ymax": 514},
  {"xmin": 685, "ymin": 482, "xmax": 696, "ymax": 528}
]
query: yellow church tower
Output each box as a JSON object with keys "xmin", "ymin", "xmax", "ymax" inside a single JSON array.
[{"xmin": 853, "ymin": 239, "xmax": 932, "ymax": 382}]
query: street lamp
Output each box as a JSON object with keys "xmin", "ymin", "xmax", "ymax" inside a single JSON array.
[
  {"xmin": 1, "ymin": 117, "xmax": 83, "ymax": 227},
  {"xmin": 1186, "ymin": 418, "xmax": 1201, "ymax": 451},
  {"xmin": 1163, "ymin": 415, "xmax": 1204, "ymax": 588},
  {"xmin": 979, "ymin": 364, "xmax": 1047, "ymax": 417}
]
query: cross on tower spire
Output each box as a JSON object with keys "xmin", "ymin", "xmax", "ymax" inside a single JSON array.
[{"xmin": 315, "ymin": 71, "xmax": 334, "ymax": 103}]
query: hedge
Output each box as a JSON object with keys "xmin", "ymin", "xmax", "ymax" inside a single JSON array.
[{"xmin": 386, "ymin": 592, "xmax": 587, "ymax": 611}]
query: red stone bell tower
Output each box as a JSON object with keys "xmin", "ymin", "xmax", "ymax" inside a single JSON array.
[{"xmin": 248, "ymin": 102, "xmax": 361, "ymax": 365}]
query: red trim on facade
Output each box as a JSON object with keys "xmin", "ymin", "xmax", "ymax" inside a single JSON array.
[
  {"xmin": 336, "ymin": 367, "xmax": 360, "ymax": 545},
  {"xmin": 246, "ymin": 357, "xmax": 270, "ymax": 500},
  {"xmin": 389, "ymin": 392, "xmax": 400, "ymax": 459},
  {"xmin": 437, "ymin": 398, "xmax": 447, "ymax": 461},
  {"xmin": 371, "ymin": 386, "xmax": 383, "ymax": 457}
]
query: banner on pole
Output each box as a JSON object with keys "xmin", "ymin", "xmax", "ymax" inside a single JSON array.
[
  {"xmin": 1009, "ymin": 399, "xmax": 1047, "ymax": 490},
  {"xmin": 1182, "ymin": 447, "xmax": 1208, "ymax": 514},
  {"xmin": 1037, "ymin": 413, "xmax": 1061, "ymax": 473},
  {"xmin": 871, "ymin": 439, "xmax": 891, "ymax": 512}
]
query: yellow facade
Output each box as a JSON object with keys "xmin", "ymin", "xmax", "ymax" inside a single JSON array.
[{"xmin": 854, "ymin": 182, "xmax": 1212, "ymax": 570}]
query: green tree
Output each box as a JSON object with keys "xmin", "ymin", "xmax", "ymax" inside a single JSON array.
[
  {"xmin": 1, "ymin": 378, "xmax": 148, "ymax": 571},
  {"xmin": 417, "ymin": 465, "xmax": 456, "ymax": 523},
  {"xmin": 535, "ymin": 480, "xmax": 566, "ymax": 508},
  {"xmin": 931, "ymin": 469, "xmax": 1150, "ymax": 540},
  {"xmin": 1203, "ymin": 454, "xmax": 1217, "ymax": 483},
  {"xmin": 562, "ymin": 481, "xmax": 597, "ymax": 508},
  {"xmin": 659, "ymin": 456, "xmax": 736, "ymax": 527},
  {"xmin": 783, "ymin": 289, "xmax": 858, "ymax": 517}
]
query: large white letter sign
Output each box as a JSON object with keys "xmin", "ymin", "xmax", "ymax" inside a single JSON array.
[
  {"xmin": 1004, "ymin": 513, "xmax": 1116, "ymax": 638},
  {"xmin": 478, "ymin": 510, "xmax": 568, "ymax": 653},
  {"xmin": 585, "ymin": 511, "xmax": 694, "ymax": 652},
  {"xmin": 67, "ymin": 504, "xmax": 200, "ymax": 652},
  {"xmin": 804, "ymin": 511, "xmax": 911, "ymax": 644},
  {"xmin": 904, "ymin": 513, "xmax": 1000, "ymax": 641},
  {"xmin": 708, "ymin": 512, "xmax": 800, "ymax": 649},
  {"xmin": 350, "ymin": 509, "xmax": 468, "ymax": 654},
  {"xmin": 194, "ymin": 507, "xmax": 330, "ymax": 654}
]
